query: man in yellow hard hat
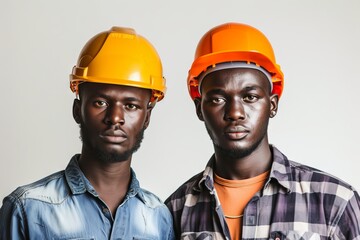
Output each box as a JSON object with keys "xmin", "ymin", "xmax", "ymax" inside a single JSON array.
[
  {"xmin": 0, "ymin": 27, "xmax": 174, "ymax": 239},
  {"xmin": 165, "ymin": 22, "xmax": 360, "ymax": 239}
]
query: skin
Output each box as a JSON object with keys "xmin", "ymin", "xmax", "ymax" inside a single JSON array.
[
  {"xmin": 72, "ymin": 82, "xmax": 153, "ymax": 216},
  {"xmin": 194, "ymin": 68, "xmax": 279, "ymax": 180}
]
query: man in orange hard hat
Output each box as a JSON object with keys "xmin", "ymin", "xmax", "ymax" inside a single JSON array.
[
  {"xmin": 0, "ymin": 27, "xmax": 174, "ymax": 239},
  {"xmin": 165, "ymin": 22, "xmax": 360, "ymax": 239}
]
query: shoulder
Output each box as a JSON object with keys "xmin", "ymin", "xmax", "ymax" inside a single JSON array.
[
  {"xmin": 288, "ymin": 159, "xmax": 357, "ymax": 198},
  {"xmin": 137, "ymin": 188, "xmax": 172, "ymax": 215},
  {"xmin": 272, "ymin": 146, "xmax": 357, "ymax": 195},
  {"xmin": 0, "ymin": 170, "xmax": 68, "ymax": 229},
  {"xmin": 274, "ymin": 149, "xmax": 357, "ymax": 203},
  {"xmin": 288, "ymin": 159, "xmax": 355, "ymax": 189},
  {"xmin": 136, "ymin": 188, "xmax": 174, "ymax": 222},
  {"xmin": 4, "ymin": 170, "xmax": 68, "ymax": 205},
  {"xmin": 139, "ymin": 188, "xmax": 166, "ymax": 208}
]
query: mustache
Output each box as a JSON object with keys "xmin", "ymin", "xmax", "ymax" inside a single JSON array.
[{"xmin": 101, "ymin": 128, "xmax": 127, "ymax": 138}]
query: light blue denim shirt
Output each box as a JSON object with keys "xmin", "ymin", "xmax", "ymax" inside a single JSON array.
[{"xmin": 0, "ymin": 155, "xmax": 174, "ymax": 240}]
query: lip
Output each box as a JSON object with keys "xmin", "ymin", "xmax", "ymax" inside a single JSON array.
[
  {"xmin": 224, "ymin": 126, "xmax": 249, "ymax": 140},
  {"xmin": 100, "ymin": 129, "xmax": 127, "ymax": 144}
]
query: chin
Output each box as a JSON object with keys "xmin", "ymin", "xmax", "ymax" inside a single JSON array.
[
  {"xmin": 95, "ymin": 149, "xmax": 133, "ymax": 164},
  {"xmin": 214, "ymin": 138, "xmax": 263, "ymax": 159}
]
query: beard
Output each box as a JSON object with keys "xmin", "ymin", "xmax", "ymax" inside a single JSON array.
[
  {"xmin": 205, "ymin": 123, "xmax": 265, "ymax": 160},
  {"xmin": 79, "ymin": 124, "xmax": 145, "ymax": 164}
]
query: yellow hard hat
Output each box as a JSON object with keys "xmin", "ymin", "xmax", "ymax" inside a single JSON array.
[
  {"xmin": 188, "ymin": 23, "xmax": 284, "ymax": 100},
  {"xmin": 70, "ymin": 27, "xmax": 166, "ymax": 103}
]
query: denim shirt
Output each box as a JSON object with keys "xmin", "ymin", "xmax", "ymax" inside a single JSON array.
[{"xmin": 0, "ymin": 155, "xmax": 175, "ymax": 240}]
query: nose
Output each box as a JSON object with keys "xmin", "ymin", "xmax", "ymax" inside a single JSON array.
[
  {"xmin": 104, "ymin": 105, "xmax": 125, "ymax": 126},
  {"xmin": 225, "ymin": 98, "xmax": 245, "ymax": 121}
]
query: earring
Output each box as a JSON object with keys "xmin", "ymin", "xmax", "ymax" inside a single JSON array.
[{"xmin": 270, "ymin": 110, "xmax": 276, "ymax": 117}]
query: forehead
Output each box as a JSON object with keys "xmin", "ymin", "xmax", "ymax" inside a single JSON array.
[
  {"xmin": 200, "ymin": 68, "xmax": 271, "ymax": 93},
  {"xmin": 79, "ymin": 82, "xmax": 151, "ymax": 100}
]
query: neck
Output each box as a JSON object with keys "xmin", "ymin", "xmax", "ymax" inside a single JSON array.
[
  {"xmin": 214, "ymin": 141, "xmax": 272, "ymax": 180},
  {"xmin": 78, "ymin": 150, "xmax": 132, "ymax": 215},
  {"xmin": 78, "ymin": 151, "xmax": 132, "ymax": 190}
]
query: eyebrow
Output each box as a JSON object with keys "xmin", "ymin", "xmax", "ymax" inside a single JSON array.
[
  {"xmin": 242, "ymin": 86, "xmax": 260, "ymax": 91},
  {"xmin": 204, "ymin": 89, "xmax": 226, "ymax": 96},
  {"xmin": 204, "ymin": 85, "xmax": 260, "ymax": 95},
  {"xmin": 122, "ymin": 96, "xmax": 142, "ymax": 102},
  {"xmin": 91, "ymin": 93, "xmax": 143, "ymax": 102}
]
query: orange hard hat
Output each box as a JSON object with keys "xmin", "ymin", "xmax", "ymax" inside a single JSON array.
[
  {"xmin": 187, "ymin": 22, "xmax": 284, "ymax": 100},
  {"xmin": 70, "ymin": 27, "xmax": 166, "ymax": 104}
]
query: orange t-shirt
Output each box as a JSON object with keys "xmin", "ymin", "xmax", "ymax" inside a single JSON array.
[{"xmin": 214, "ymin": 171, "xmax": 269, "ymax": 240}]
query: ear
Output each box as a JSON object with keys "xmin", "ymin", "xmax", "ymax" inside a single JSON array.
[
  {"xmin": 143, "ymin": 107, "xmax": 153, "ymax": 129},
  {"xmin": 194, "ymin": 98, "xmax": 204, "ymax": 121},
  {"xmin": 73, "ymin": 99, "xmax": 82, "ymax": 124},
  {"xmin": 269, "ymin": 94, "xmax": 279, "ymax": 118}
]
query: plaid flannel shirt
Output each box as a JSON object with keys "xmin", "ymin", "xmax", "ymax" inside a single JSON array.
[{"xmin": 165, "ymin": 146, "xmax": 360, "ymax": 240}]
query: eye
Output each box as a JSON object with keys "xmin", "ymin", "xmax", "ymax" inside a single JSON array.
[
  {"xmin": 211, "ymin": 97, "xmax": 226, "ymax": 104},
  {"xmin": 94, "ymin": 100, "xmax": 108, "ymax": 107},
  {"xmin": 125, "ymin": 103, "xmax": 139, "ymax": 110},
  {"xmin": 243, "ymin": 95, "xmax": 259, "ymax": 103}
]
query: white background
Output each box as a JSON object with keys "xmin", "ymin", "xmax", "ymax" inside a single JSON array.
[{"xmin": 1, "ymin": 0, "xmax": 359, "ymax": 203}]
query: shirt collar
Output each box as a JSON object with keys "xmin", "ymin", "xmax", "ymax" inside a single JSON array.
[
  {"xmin": 196, "ymin": 155, "xmax": 216, "ymax": 193},
  {"xmin": 65, "ymin": 155, "xmax": 94, "ymax": 195},
  {"xmin": 64, "ymin": 154, "xmax": 146, "ymax": 203},
  {"xmin": 266, "ymin": 146, "xmax": 293, "ymax": 193},
  {"xmin": 196, "ymin": 146, "xmax": 293, "ymax": 193}
]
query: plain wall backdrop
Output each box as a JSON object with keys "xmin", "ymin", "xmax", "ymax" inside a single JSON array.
[{"xmin": 1, "ymin": 0, "xmax": 359, "ymax": 203}]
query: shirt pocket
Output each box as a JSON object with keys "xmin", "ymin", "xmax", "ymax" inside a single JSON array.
[{"xmin": 270, "ymin": 230, "xmax": 321, "ymax": 240}]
